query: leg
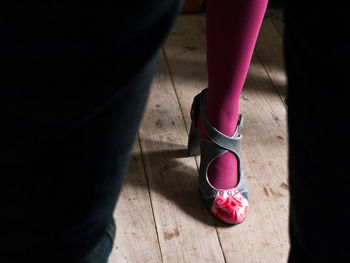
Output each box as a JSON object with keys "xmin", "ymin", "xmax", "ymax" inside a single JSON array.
[
  {"xmin": 0, "ymin": 1, "xmax": 182, "ymax": 262},
  {"xmin": 199, "ymin": 0, "xmax": 268, "ymax": 189},
  {"xmin": 188, "ymin": 0, "xmax": 268, "ymax": 225}
]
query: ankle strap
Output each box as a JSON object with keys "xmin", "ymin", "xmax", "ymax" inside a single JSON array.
[{"xmin": 200, "ymin": 89, "xmax": 243, "ymax": 157}]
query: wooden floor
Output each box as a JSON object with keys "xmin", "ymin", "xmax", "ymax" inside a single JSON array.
[{"xmin": 110, "ymin": 10, "xmax": 288, "ymax": 263}]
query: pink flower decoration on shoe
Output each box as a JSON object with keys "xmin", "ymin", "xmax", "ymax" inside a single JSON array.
[{"xmin": 210, "ymin": 188, "xmax": 249, "ymax": 224}]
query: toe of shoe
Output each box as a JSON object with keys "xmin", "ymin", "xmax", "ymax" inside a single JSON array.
[{"xmin": 210, "ymin": 189, "xmax": 249, "ymax": 224}]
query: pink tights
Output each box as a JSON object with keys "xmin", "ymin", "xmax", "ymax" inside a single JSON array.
[{"xmin": 198, "ymin": 0, "xmax": 268, "ymax": 189}]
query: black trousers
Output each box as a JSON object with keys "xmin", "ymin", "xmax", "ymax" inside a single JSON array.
[
  {"xmin": 0, "ymin": 1, "xmax": 182, "ymax": 262},
  {"xmin": 285, "ymin": 2, "xmax": 350, "ymax": 262}
]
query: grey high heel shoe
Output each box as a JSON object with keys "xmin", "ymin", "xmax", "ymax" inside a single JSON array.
[{"xmin": 187, "ymin": 89, "xmax": 249, "ymax": 224}]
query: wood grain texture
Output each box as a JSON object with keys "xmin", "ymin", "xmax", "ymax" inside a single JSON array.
[
  {"xmin": 110, "ymin": 141, "xmax": 162, "ymax": 263},
  {"xmin": 163, "ymin": 15, "xmax": 289, "ymax": 263},
  {"xmin": 163, "ymin": 15, "xmax": 207, "ymax": 132}
]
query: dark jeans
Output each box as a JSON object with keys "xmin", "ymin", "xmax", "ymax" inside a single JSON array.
[
  {"xmin": 81, "ymin": 221, "xmax": 116, "ymax": 263},
  {"xmin": 285, "ymin": 2, "xmax": 349, "ymax": 262},
  {"xmin": 0, "ymin": 1, "xmax": 182, "ymax": 262}
]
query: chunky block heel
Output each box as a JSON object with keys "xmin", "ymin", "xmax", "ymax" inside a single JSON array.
[
  {"xmin": 187, "ymin": 123, "xmax": 201, "ymax": 156},
  {"xmin": 187, "ymin": 93, "xmax": 201, "ymax": 157}
]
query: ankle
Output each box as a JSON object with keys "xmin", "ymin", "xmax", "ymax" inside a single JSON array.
[{"xmin": 196, "ymin": 110, "xmax": 239, "ymax": 139}]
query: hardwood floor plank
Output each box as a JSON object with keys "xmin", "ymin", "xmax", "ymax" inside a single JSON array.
[{"xmin": 110, "ymin": 141, "xmax": 162, "ymax": 263}]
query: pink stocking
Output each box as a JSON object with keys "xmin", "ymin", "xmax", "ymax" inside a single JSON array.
[{"xmin": 198, "ymin": 0, "xmax": 268, "ymax": 189}]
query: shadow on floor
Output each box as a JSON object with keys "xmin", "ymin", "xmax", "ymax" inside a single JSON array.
[{"xmin": 123, "ymin": 139, "xmax": 233, "ymax": 227}]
